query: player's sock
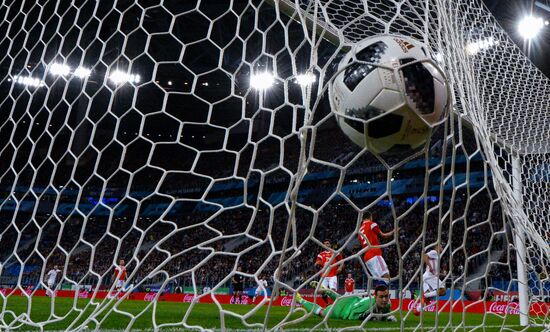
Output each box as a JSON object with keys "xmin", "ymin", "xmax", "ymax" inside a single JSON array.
[{"xmin": 298, "ymin": 298, "xmax": 323, "ymax": 316}]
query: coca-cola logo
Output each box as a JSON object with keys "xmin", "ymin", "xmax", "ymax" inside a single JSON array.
[
  {"xmin": 143, "ymin": 293, "xmax": 156, "ymax": 301},
  {"xmin": 280, "ymin": 296, "xmax": 293, "ymax": 306},
  {"xmin": 183, "ymin": 294, "xmax": 195, "ymax": 303},
  {"xmin": 489, "ymin": 302, "xmax": 520, "ymax": 315},
  {"xmin": 78, "ymin": 291, "xmax": 89, "ymax": 299},
  {"xmin": 407, "ymin": 300, "xmax": 436, "ymax": 312},
  {"xmin": 230, "ymin": 295, "xmax": 249, "ymax": 304}
]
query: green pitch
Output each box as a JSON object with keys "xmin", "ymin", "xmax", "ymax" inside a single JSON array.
[{"xmin": 0, "ymin": 296, "xmax": 543, "ymax": 331}]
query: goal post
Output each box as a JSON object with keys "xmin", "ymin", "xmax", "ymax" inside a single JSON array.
[{"xmin": 0, "ymin": 0, "xmax": 549, "ymax": 331}]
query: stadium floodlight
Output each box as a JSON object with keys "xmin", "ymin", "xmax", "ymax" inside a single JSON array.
[
  {"xmin": 14, "ymin": 75, "xmax": 44, "ymax": 87},
  {"xmin": 49, "ymin": 63, "xmax": 71, "ymax": 76},
  {"xmin": 74, "ymin": 66, "xmax": 91, "ymax": 78},
  {"xmin": 295, "ymin": 73, "xmax": 316, "ymax": 86},
  {"xmin": 250, "ymin": 72, "xmax": 274, "ymax": 90},
  {"xmin": 518, "ymin": 15, "xmax": 544, "ymax": 39},
  {"xmin": 109, "ymin": 70, "xmax": 141, "ymax": 84},
  {"xmin": 465, "ymin": 37, "xmax": 498, "ymax": 55}
]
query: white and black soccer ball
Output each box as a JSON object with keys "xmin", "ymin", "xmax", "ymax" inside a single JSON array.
[{"xmin": 330, "ymin": 34, "xmax": 450, "ymax": 155}]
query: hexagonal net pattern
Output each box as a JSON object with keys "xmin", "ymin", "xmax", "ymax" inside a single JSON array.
[{"xmin": 0, "ymin": 0, "xmax": 548, "ymax": 331}]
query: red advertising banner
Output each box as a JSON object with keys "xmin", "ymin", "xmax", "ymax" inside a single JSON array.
[{"xmin": 1, "ymin": 288, "xmax": 548, "ymax": 316}]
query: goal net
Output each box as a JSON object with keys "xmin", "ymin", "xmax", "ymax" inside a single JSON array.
[{"xmin": 0, "ymin": 0, "xmax": 548, "ymax": 330}]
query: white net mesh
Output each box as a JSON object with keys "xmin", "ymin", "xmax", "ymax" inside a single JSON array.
[{"xmin": 0, "ymin": 0, "xmax": 549, "ymax": 330}]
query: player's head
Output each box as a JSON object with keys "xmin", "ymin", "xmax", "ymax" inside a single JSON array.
[
  {"xmin": 53, "ymin": 265, "xmax": 57, "ymax": 269},
  {"xmin": 323, "ymin": 239, "xmax": 331, "ymax": 247},
  {"xmin": 374, "ymin": 284, "xmax": 390, "ymax": 308},
  {"xmin": 347, "ymin": 273, "xmax": 352, "ymax": 278},
  {"xmin": 363, "ymin": 211, "xmax": 373, "ymax": 221},
  {"xmin": 119, "ymin": 259, "xmax": 125, "ymax": 266},
  {"xmin": 436, "ymin": 242, "xmax": 445, "ymax": 253}
]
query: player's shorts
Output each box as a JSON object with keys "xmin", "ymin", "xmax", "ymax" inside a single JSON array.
[
  {"xmin": 365, "ymin": 255, "xmax": 389, "ymax": 278},
  {"xmin": 423, "ymin": 274, "xmax": 443, "ymax": 293},
  {"xmin": 233, "ymin": 284, "xmax": 243, "ymax": 292},
  {"xmin": 321, "ymin": 276, "xmax": 338, "ymax": 290},
  {"xmin": 115, "ymin": 279, "xmax": 125, "ymax": 289},
  {"xmin": 47, "ymin": 282, "xmax": 55, "ymax": 289}
]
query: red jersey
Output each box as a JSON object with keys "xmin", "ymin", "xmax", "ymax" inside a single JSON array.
[
  {"xmin": 316, "ymin": 251, "xmax": 342, "ymax": 277},
  {"xmin": 115, "ymin": 266, "xmax": 127, "ymax": 280},
  {"xmin": 358, "ymin": 219, "xmax": 382, "ymax": 261},
  {"xmin": 344, "ymin": 277, "xmax": 355, "ymax": 293}
]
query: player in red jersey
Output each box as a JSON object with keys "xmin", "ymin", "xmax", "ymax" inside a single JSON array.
[
  {"xmin": 358, "ymin": 213, "xmax": 398, "ymax": 285},
  {"xmin": 315, "ymin": 239, "xmax": 343, "ymax": 300},
  {"xmin": 114, "ymin": 259, "xmax": 127, "ymax": 291},
  {"xmin": 344, "ymin": 273, "xmax": 355, "ymax": 295}
]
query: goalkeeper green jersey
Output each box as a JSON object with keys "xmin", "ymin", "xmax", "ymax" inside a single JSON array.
[{"xmin": 325, "ymin": 296, "xmax": 391, "ymax": 320}]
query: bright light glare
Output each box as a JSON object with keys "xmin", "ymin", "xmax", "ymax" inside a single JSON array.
[
  {"xmin": 49, "ymin": 63, "xmax": 71, "ymax": 76},
  {"xmin": 13, "ymin": 75, "xmax": 44, "ymax": 87},
  {"xmin": 518, "ymin": 16, "xmax": 544, "ymax": 39},
  {"xmin": 250, "ymin": 72, "xmax": 274, "ymax": 90},
  {"xmin": 465, "ymin": 37, "xmax": 498, "ymax": 55},
  {"xmin": 109, "ymin": 70, "xmax": 141, "ymax": 84},
  {"xmin": 74, "ymin": 66, "xmax": 91, "ymax": 78},
  {"xmin": 295, "ymin": 73, "xmax": 316, "ymax": 86}
]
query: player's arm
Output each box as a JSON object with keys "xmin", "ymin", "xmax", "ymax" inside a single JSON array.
[
  {"xmin": 315, "ymin": 254, "xmax": 324, "ymax": 268},
  {"xmin": 336, "ymin": 254, "xmax": 344, "ymax": 273},
  {"xmin": 379, "ymin": 226, "xmax": 399, "ymax": 238},
  {"xmin": 423, "ymin": 253, "xmax": 434, "ymax": 274}
]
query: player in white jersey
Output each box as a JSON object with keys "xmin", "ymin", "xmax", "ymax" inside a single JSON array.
[
  {"xmin": 414, "ymin": 243, "xmax": 446, "ymax": 315},
  {"xmin": 45, "ymin": 265, "xmax": 62, "ymax": 297},
  {"xmin": 253, "ymin": 276, "xmax": 269, "ymax": 303}
]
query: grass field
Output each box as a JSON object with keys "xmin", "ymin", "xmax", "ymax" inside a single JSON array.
[{"xmin": 0, "ymin": 296, "xmax": 544, "ymax": 331}]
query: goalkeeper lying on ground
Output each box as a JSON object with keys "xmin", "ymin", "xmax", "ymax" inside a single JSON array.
[{"xmin": 295, "ymin": 283, "xmax": 397, "ymax": 321}]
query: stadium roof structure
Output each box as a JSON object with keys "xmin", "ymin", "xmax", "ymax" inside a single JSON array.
[{"xmin": 269, "ymin": 0, "xmax": 550, "ymax": 155}]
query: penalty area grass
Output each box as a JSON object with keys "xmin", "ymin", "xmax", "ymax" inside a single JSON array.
[{"xmin": 0, "ymin": 296, "xmax": 544, "ymax": 331}]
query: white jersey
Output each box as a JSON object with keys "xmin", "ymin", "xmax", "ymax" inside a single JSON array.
[
  {"xmin": 423, "ymin": 250, "xmax": 440, "ymax": 278},
  {"xmin": 46, "ymin": 269, "xmax": 60, "ymax": 285}
]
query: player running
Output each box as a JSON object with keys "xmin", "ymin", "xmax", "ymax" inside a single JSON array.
[
  {"xmin": 414, "ymin": 243, "xmax": 446, "ymax": 315},
  {"xmin": 296, "ymin": 283, "xmax": 396, "ymax": 322},
  {"xmin": 45, "ymin": 265, "xmax": 62, "ymax": 297},
  {"xmin": 315, "ymin": 239, "xmax": 343, "ymax": 302},
  {"xmin": 358, "ymin": 213, "xmax": 398, "ymax": 284},
  {"xmin": 253, "ymin": 275, "xmax": 268, "ymax": 303}
]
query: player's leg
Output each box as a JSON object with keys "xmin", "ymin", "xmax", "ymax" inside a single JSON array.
[
  {"xmin": 422, "ymin": 276, "xmax": 441, "ymax": 300},
  {"xmin": 295, "ymin": 292, "xmax": 325, "ymax": 317},
  {"xmin": 328, "ymin": 276, "xmax": 338, "ymax": 292},
  {"xmin": 366, "ymin": 256, "xmax": 390, "ymax": 285},
  {"xmin": 310, "ymin": 280, "xmax": 340, "ymax": 301}
]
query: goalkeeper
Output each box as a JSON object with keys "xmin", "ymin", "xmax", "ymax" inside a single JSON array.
[{"xmin": 295, "ymin": 283, "xmax": 396, "ymax": 321}]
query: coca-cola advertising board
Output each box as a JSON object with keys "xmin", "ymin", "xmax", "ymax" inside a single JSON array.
[{"xmin": 0, "ymin": 288, "xmax": 547, "ymax": 316}]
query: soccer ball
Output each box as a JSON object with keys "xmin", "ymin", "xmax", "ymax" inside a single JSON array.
[{"xmin": 330, "ymin": 34, "xmax": 450, "ymax": 155}]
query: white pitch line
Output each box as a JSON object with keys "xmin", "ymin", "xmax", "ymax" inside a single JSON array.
[{"xmin": 42, "ymin": 325, "xmax": 528, "ymax": 332}]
